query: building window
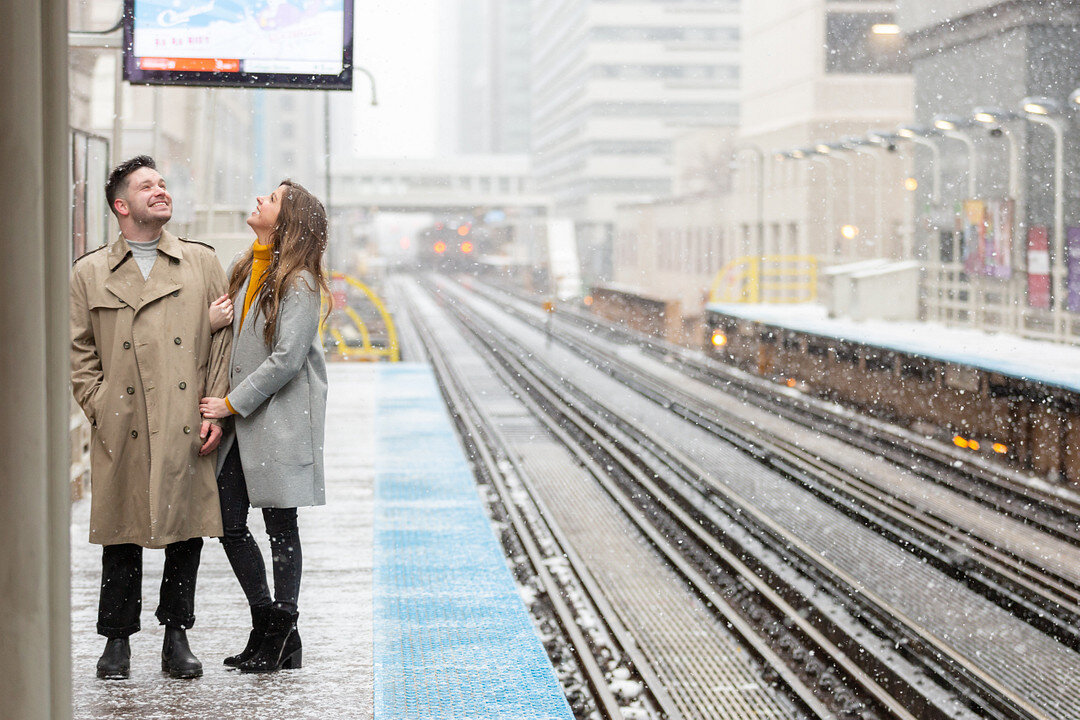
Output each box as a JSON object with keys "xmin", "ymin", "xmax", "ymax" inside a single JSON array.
[{"xmin": 825, "ymin": 13, "xmax": 909, "ymax": 74}]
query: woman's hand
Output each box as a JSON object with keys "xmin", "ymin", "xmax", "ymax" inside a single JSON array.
[
  {"xmin": 200, "ymin": 396, "xmax": 233, "ymax": 419},
  {"xmin": 209, "ymin": 294, "xmax": 234, "ymax": 332}
]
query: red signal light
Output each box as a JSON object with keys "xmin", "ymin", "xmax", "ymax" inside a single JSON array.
[
  {"xmin": 460, "ymin": 241, "xmax": 474, "ymax": 254},
  {"xmin": 433, "ymin": 241, "xmax": 447, "ymax": 254}
]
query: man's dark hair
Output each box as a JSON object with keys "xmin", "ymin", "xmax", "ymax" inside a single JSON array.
[{"xmin": 105, "ymin": 155, "xmax": 157, "ymax": 216}]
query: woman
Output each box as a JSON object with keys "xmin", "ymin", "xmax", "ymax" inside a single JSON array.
[{"xmin": 200, "ymin": 179, "xmax": 329, "ymax": 674}]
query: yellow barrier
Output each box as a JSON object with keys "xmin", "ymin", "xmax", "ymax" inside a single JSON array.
[
  {"xmin": 322, "ymin": 272, "xmax": 401, "ymax": 362},
  {"xmin": 708, "ymin": 255, "xmax": 818, "ymax": 304}
]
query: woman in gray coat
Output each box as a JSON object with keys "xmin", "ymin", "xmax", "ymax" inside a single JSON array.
[{"xmin": 200, "ymin": 179, "xmax": 329, "ymax": 674}]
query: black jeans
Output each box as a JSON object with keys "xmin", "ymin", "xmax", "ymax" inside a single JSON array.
[
  {"xmin": 217, "ymin": 442, "xmax": 302, "ymax": 614},
  {"xmin": 97, "ymin": 537, "xmax": 203, "ymax": 638}
]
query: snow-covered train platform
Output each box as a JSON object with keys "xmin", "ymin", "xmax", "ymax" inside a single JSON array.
[
  {"xmin": 706, "ymin": 302, "xmax": 1080, "ymax": 393},
  {"xmin": 71, "ymin": 363, "xmax": 570, "ymax": 720}
]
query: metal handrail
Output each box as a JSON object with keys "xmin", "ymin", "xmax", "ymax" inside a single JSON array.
[{"xmin": 709, "ymin": 255, "xmax": 818, "ymax": 304}]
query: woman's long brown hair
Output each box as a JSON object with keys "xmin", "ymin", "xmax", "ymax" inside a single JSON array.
[{"xmin": 227, "ymin": 180, "xmax": 331, "ymax": 346}]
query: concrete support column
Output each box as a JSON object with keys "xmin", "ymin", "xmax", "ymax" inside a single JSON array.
[{"xmin": 0, "ymin": 1, "xmax": 72, "ymax": 718}]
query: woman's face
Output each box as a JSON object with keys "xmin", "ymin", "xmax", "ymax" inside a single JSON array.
[{"xmin": 247, "ymin": 184, "xmax": 288, "ymax": 237}]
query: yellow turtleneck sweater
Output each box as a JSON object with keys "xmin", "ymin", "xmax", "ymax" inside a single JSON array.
[
  {"xmin": 225, "ymin": 241, "xmax": 273, "ymax": 415},
  {"xmin": 241, "ymin": 240, "xmax": 273, "ymax": 330}
]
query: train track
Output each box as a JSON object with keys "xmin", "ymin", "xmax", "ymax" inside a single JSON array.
[
  {"xmin": 460, "ymin": 279, "xmax": 1080, "ymax": 652},
  {"xmin": 414, "ymin": 273, "xmax": 1080, "ymax": 720},
  {"xmin": 401, "ymin": 278, "xmax": 804, "ymax": 720},
  {"xmin": 555, "ymin": 287, "xmax": 1080, "ymax": 536}
]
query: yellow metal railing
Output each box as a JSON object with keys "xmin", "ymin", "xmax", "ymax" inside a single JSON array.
[
  {"xmin": 321, "ymin": 272, "xmax": 401, "ymax": 362},
  {"xmin": 708, "ymin": 255, "xmax": 818, "ymax": 304}
]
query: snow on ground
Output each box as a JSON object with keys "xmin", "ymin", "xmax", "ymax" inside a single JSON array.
[{"xmin": 71, "ymin": 364, "xmax": 376, "ymax": 720}]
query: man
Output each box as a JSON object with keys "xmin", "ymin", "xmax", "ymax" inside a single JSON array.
[{"xmin": 70, "ymin": 155, "xmax": 232, "ymax": 680}]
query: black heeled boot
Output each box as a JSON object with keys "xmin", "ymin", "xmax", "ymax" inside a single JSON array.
[
  {"xmin": 96, "ymin": 637, "xmax": 130, "ymax": 680},
  {"xmin": 225, "ymin": 604, "xmax": 272, "ymax": 668},
  {"xmin": 239, "ymin": 607, "xmax": 302, "ymax": 673},
  {"xmin": 161, "ymin": 626, "xmax": 203, "ymax": 679}
]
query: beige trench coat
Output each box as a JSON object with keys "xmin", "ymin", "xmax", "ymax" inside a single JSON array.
[{"xmin": 70, "ymin": 231, "xmax": 232, "ymax": 548}]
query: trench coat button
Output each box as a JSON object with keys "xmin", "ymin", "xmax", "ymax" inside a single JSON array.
[
  {"xmin": 123, "ymin": 341, "xmax": 131, "ymax": 350},
  {"xmin": 234, "ymin": 366, "xmax": 241, "ymax": 374},
  {"xmin": 178, "ymin": 381, "xmax": 187, "ymax": 390},
  {"xmin": 130, "ymin": 430, "xmax": 138, "ymax": 438},
  {"xmin": 126, "ymin": 386, "xmax": 134, "ymax": 394},
  {"xmin": 174, "ymin": 337, "xmax": 182, "ymax": 345},
  {"xmin": 183, "ymin": 426, "xmax": 191, "ymax": 434},
  {"xmin": 171, "ymin": 290, "xmax": 179, "ymax": 297}
]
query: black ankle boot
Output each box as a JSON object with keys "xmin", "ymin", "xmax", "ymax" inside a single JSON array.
[
  {"xmin": 239, "ymin": 607, "xmax": 302, "ymax": 674},
  {"xmin": 225, "ymin": 604, "xmax": 272, "ymax": 668},
  {"xmin": 96, "ymin": 637, "xmax": 130, "ymax": 680},
  {"xmin": 161, "ymin": 626, "xmax": 203, "ymax": 679}
]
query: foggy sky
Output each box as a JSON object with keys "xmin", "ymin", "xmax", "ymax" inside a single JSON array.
[{"xmin": 349, "ymin": 0, "xmax": 440, "ymax": 158}]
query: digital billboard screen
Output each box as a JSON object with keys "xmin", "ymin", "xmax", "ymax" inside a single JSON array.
[{"xmin": 123, "ymin": 0, "xmax": 353, "ymax": 90}]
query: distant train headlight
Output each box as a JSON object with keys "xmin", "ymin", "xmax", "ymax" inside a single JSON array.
[{"xmin": 710, "ymin": 330, "xmax": 728, "ymax": 347}]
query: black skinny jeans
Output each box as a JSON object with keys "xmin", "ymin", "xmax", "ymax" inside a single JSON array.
[{"xmin": 217, "ymin": 442, "xmax": 302, "ymax": 614}]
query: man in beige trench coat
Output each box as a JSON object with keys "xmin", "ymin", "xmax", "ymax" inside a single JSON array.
[{"xmin": 70, "ymin": 156, "xmax": 232, "ymax": 680}]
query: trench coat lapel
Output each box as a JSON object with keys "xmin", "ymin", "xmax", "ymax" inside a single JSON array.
[
  {"xmin": 137, "ymin": 231, "xmax": 184, "ymax": 311},
  {"xmin": 103, "ymin": 237, "xmax": 143, "ymax": 309}
]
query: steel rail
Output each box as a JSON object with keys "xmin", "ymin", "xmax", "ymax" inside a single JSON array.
[
  {"xmin": 428, "ymin": 282, "xmax": 944, "ymax": 719},
  {"xmin": 464, "ymin": 280, "xmax": 1080, "ymax": 647},
  {"xmin": 432, "ymin": 296, "xmax": 862, "ymax": 720},
  {"xmin": 434, "ymin": 276, "xmax": 1054, "ymax": 720},
  {"xmin": 476, "ymin": 279, "xmax": 1080, "ymax": 539},
  {"xmin": 404, "ymin": 283, "xmax": 682, "ymax": 720}
]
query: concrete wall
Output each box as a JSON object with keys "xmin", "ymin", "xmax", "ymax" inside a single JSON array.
[
  {"xmin": 904, "ymin": 2, "xmax": 1080, "ymax": 241},
  {"xmin": 0, "ymin": 1, "xmax": 73, "ymax": 717},
  {"xmin": 739, "ymin": 0, "xmax": 913, "ymax": 266}
]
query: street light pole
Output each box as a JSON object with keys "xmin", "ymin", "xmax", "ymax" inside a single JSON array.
[
  {"xmin": 972, "ymin": 108, "xmax": 1021, "ymax": 200},
  {"xmin": 897, "ymin": 125, "xmax": 942, "ymax": 207},
  {"xmin": 972, "ymin": 107, "xmax": 1025, "ymax": 331},
  {"xmin": 1022, "ymin": 97, "xmax": 1067, "ymax": 334},
  {"xmin": 933, "ymin": 115, "xmax": 978, "ymax": 199},
  {"xmin": 845, "ymin": 137, "xmax": 889, "ymax": 253},
  {"xmin": 736, "ymin": 145, "xmax": 765, "ymax": 259},
  {"xmin": 797, "ymin": 149, "xmax": 837, "ymax": 258},
  {"xmin": 816, "ymin": 143, "xmax": 856, "ymax": 254},
  {"xmin": 325, "ymin": 67, "xmax": 378, "ymax": 273}
]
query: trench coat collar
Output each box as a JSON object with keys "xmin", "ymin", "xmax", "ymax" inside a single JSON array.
[
  {"xmin": 106, "ymin": 228, "xmax": 183, "ymax": 268},
  {"xmin": 104, "ymin": 229, "xmax": 185, "ymax": 311}
]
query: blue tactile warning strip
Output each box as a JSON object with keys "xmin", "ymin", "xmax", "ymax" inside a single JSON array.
[{"xmin": 373, "ymin": 364, "xmax": 574, "ymax": 720}]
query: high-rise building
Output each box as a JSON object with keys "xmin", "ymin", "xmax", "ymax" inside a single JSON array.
[
  {"xmin": 257, "ymin": 90, "xmax": 325, "ymax": 194},
  {"xmin": 446, "ymin": 0, "xmax": 533, "ymax": 155},
  {"xmin": 610, "ymin": 0, "xmax": 915, "ymax": 338},
  {"xmin": 530, "ymin": 0, "xmax": 741, "ymax": 280},
  {"xmin": 490, "ymin": 0, "xmax": 532, "ymax": 154}
]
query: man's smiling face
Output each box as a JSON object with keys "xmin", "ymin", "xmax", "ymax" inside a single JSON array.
[{"xmin": 116, "ymin": 166, "xmax": 172, "ymax": 226}]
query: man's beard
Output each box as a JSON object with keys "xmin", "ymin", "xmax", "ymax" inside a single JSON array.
[{"xmin": 131, "ymin": 206, "xmax": 171, "ymax": 227}]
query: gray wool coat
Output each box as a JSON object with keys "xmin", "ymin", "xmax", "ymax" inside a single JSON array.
[{"xmin": 216, "ymin": 267, "xmax": 327, "ymax": 508}]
